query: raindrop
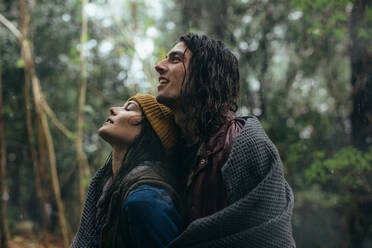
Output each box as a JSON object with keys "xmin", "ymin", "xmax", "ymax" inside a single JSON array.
[
  {"xmin": 288, "ymin": 11, "xmax": 303, "ymax": 21},
  {"xmin": 242, "ymin": 15, "xmax": 252, "ymax": 24},
  {"xmin": 62, "ymin": 14, "xmax": 71, "ymax": 22},
  {"xmin": 239, "ymin": 41, "xmax": 248, "ymax": 51},
  {"xmin": 253, "ymin": 108, "xmax": 262, "ymax": 116},
  {"xmin": 35, "ymin": 56, "xmax": 42, "ymax": 64},
  {"xmin": 247, "ymin": 40, "xmax": 259, "ymax": 52},
  {"xmin": 146, "ymin": 27, "xmax": 159, "ymax": 38},
  {"xmin": 300, "ymin": 126, "xmax": 313, "ymax": 139},
  {"xmin": 166, "ymin": 22, "xmax": 175, "ymax": 30}
]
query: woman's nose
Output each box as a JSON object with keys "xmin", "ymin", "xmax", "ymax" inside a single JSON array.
[{"xmin": 110, "ymin": 107, "xmax": 117, "ymax": 115}]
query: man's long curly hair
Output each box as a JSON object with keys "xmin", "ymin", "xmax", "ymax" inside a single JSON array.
[{"xmin": 179, "ymin": 34, "xmax": 240, "ymax": 141}]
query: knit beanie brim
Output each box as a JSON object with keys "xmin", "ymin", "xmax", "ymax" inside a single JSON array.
[{"xmin": 128, "ymin": 94, "xmax": 178, "ymax": 150}]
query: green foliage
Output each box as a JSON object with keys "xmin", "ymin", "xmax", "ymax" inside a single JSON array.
[
  {"xmin": 82, "ymin": 177, "xmax": 90, "ymax": 187},
  {"xmin": 1, "ymin": 0, "xmax": 372, "ymax": 246},
  {"xmin": 307, "ymin": 147, "xmax": 372, "ymax": 190},
  {"xmin": 291, "ymin": 0, "xmax": 351, "ymax": 40},
  {"xmin": 15, "ymin": 59, "xmax": 24, "ymax": 68}
]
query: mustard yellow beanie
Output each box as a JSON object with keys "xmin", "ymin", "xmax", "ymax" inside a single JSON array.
[{"xmin": 128, "ymin": 94, "xmax": 178, "ymax": 150}]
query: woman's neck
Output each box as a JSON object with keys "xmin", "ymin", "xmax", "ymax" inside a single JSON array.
[{"xmin": 111, "ymin": 144, "xmax": 128, "ymax": 177}]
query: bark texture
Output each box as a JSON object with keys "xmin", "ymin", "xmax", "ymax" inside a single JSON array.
[
  {"xmin": 348, "ymin": 1, "xmax": 372, "ymax": 247},
  {"xmin": 350, "ymin": 0, "xmax": 372, "ymax": 149},
  {"xmin": 0, "ymin": 46, "xmax": 10, "ymax": 248},
  {"xmin": 77, "ymin": 0, "xmax": 91, "ymax": 211}
]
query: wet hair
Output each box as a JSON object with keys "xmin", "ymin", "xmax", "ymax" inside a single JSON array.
[
  {"xmin": 179, "ymin": 33, "xmax": 240, "ymax": 141},
  {"xmin": 97, "ymin": 115, "xmax": 168, "ymax": 220}
]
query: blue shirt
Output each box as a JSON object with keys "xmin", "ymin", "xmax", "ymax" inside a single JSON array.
[{"xmin": 125, "ymin": 184, "xmax": 182, "ymax": 248}]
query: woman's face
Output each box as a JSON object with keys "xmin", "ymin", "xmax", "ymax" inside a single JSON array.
[{"xmin": 98, "ymin": 100, "xmax": 143, "ymax": 147}]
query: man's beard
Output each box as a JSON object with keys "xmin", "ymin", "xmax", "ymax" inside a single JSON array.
[{"xmin": 156, "ymin": 94, "xmax": 180, "ymax": 110}]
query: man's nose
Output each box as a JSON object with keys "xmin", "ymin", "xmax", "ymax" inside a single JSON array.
[{"xmin": 154, "ymin": 59, "xmax": 167, "ymax": 74}]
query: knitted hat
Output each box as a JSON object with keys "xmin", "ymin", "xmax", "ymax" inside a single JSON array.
[{"xmin": 128, "ymin": 94, "xmax": 178, "ymax": 150}]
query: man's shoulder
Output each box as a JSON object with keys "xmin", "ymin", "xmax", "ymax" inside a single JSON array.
[
  {"xmin": 204, "ymin": 113, "xmax": 244, "ymax": 154},
  {"xmin": 235, "ymin": 115, "xmax": 270, "ymax": 142},
  {"xmin": 225, "ymin": 115, "xmax": 260, "ymax": 140},
  {"xmin": 233, "ymin": 115, "xmax": 258, "ymax": 125}
]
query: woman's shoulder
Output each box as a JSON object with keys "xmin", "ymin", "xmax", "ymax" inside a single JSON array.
[
  {"xmin": 121, "ymin": 162, "xmax": 183, "ymax": 214},
  {"xmin": 124, "ymin": 161, "xmax": 168, "ymax": 183},
  {"xmin": 125, "ymin": 184, "xmax": 174, "ymax": 207}
]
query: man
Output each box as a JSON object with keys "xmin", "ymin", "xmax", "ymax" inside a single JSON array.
[
  {"xmin": 155, "ymin": 33, "xmax": 295, "ymax": 247},
  {"xmin": 155, "ymin": 34, "xmax": 243, "ymax": 223}
]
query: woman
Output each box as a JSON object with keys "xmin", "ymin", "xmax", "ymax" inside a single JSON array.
[{"xmin": 70, "ymin": 94, "xmax": 183, "ymax": 248}]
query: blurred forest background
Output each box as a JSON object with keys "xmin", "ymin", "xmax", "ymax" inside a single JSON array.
[{"xmin": 0, "ymin": 0, "xmax": 371, "ymax": 247}]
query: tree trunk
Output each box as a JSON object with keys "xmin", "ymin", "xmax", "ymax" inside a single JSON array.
[
  {"xmin": 0, "ymin": 47, "xmax": 10, "ymax": 248},
  {"xmin": 348, "ymin": 1, "xmax": 372, "ymax": 247},
  {"xmin": 1, "ymin": 3, "xmax": 71, "ymax": 246},
  {"xmin": 76, "ymin": 0, "xmax": 91, "ymax": 212},
  {"xmin": 25, "ymin": 38, "xmax": 70, "ymax": 248},
  {"xmin": 350, "ymin": 0, "xmax": 372, "ymax": 149},
  {"xmin": 18, "ymin": 0, "xmax": 70, "ymax": 246},
  {"xmin": 21, "ymin": 5, "xmax": 50, "ymax": 234},
  {"xmin": 36, "ymin": 114, "xmax": 52, "ymax": 232}
]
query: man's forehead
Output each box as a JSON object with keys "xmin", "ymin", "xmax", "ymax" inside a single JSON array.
[{"xmin": 167, "ymin": 42, "xmax": 188, "ymax": 55}]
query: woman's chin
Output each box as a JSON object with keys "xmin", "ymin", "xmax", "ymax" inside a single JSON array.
[{"xmin": 98, "ymin": 127, "xmax": 110, "ymax": 142}]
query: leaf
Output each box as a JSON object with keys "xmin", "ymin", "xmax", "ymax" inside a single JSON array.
[
  {"xmin": 16, "ymin": 59, "xmax": 25, "ymax": 68},
  {"xmin": 144, "ymin": 17, "xmax": 153, "ymax": 30},
  {"xmin": 333, "ymin": 28, "xmax": 345, "ymax": 39},
  {"xmin": 82, "ymin": 177, "xmax": 90, "ymax": 187},
  {"xmin": 75, "ymin": 0, "xmax": 82, "ymax": 8},
  {"xmin": 358, "ymin": 28, "xmax": 369, "ymax": 39}
]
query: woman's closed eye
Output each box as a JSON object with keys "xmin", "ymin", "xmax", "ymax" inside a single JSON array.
[
  {"xmin": 124, "ymin": 101, "xmax": 140, "ymax": 112},
  {"xmin": 124, "ymin": 105, "xmax": 133, "ymax": 111}
]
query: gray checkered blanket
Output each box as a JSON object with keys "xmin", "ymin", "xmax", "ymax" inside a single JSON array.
[
  {"xmin": 167, "ymin": 116, "xmax": 296, "ymax": 247},
  {"xmin": 70, "ymin": 161, "xmax": 108, "ymax": 248},
  {"xmin": 71, "ymin": 116, "xmax": 295, "ymax": 248}
]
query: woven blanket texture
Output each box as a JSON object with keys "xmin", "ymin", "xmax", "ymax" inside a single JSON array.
[
  {"xmin": 167, "ymin": 116, "xmax": 295, "ymax": 248},
  {"xmin": 70, "ymin": 163, "xmax": 107, "ymax": 248},
  {"xmin": 70, "ymin": 116, "xmax": 295, "ymax": 248}
]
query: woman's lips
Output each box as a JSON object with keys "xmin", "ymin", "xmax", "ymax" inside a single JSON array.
[{"xmin": 103, "ymin": 118, "xmax": 114, "ymax": 125}]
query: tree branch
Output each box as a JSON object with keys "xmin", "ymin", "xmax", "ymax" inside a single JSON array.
[
  {"xmin": 0, "ymin": 14, "xmax": 22, "ymax": 41},
  {"xmin": 1, "ymin": 13, "xmax": 76, "ymax": 141},
  {"xmin": 42, "ymin": 99, "xmax": 75, "ymax": 140}
]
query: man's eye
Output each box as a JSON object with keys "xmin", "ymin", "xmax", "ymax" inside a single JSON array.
[{"xmin": 169, "ymin": 55, "xmax": 181, "ymax": 62}]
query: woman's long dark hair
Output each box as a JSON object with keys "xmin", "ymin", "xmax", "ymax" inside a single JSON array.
[
  {"xmin": 97, "ymin": 116, "xmax": 169, "ymax": 220},
  {"xmin": 179, "ymin": 33, "xmax": 240, "ymax": 141}
]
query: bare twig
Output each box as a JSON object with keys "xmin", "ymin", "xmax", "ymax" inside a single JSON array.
[
  {"xmin": 42, "ymin": 100, "xmax": 75, "ymax": 139},
  {"xmin": 0, "ymin": 14, "xmax": 22, "ymax": 41},
  {"xmin": 0, "ymin": 13, "xmax": 75, "ymax": 141}
]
